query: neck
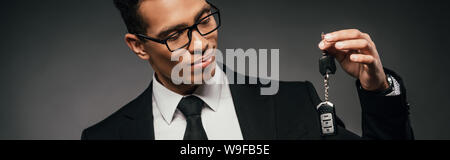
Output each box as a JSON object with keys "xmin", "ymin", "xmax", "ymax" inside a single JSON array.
[{"xmin": 155, "ymin": 72, "xmax": 198, "ymax": 96}]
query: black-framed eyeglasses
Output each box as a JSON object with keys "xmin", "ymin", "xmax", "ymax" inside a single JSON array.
[{"xmin": 135, "ymin": 2, "xmax": 221, "ymax": 52}]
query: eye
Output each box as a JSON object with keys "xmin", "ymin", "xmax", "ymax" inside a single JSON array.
[
  {"xmin": 200, "ymin": 17, "xmax": 211, "ymax": 24},
  {"xmin": 167, "ymin": 31, "xmax": 182, "ymax": 42}
]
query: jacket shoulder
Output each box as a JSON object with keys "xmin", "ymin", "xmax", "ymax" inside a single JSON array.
[{"xmin": 81, "ymin": 89, "xmax": 148, "ymax": 140}]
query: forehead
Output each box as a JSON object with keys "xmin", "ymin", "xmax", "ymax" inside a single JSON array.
[{"xmin": 138, "ymin": 0, "xmax": 208, "ymax": 35}]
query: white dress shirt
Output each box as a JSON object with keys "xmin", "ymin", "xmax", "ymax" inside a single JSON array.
[{"xmin": 152, "ymin": 65, "xmax": 244, "ymax": 140}]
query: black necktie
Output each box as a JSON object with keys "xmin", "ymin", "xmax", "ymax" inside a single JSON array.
[{"xmin": 177, "ymin": 96, "xmax": 208, "ymax": 140}]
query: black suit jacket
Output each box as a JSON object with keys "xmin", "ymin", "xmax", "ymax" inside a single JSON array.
[{"xmin": 81, "ymin": 69, "xmax": 413, "ymax": 140}]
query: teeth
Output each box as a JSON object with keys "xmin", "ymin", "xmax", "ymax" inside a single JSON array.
[{"xmin": 192, "ymin": 55, "xmax": 213, "ymax": 65}]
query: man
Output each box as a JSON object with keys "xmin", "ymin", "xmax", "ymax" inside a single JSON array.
[{"xmin": 81, "ymin": 0, "xmax": 413, "ymax": 140}]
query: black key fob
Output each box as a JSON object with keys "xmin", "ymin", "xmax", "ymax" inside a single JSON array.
[
  {"xmin": 319, "ymin": 53, "xmax": 337, "ymax": 76},
  {"xmin": 317, "ymin": 101, "xmax": 337, "ymax": 136}
]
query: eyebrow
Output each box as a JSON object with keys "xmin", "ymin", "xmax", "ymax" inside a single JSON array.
[{"xmin": 156, "ymin": 4, "xmax": 212, "ymax": 39}]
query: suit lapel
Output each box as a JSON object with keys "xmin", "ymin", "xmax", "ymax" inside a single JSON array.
[
  {"xmin": 229, "ymin": 83, "xmax": 277, "ymax": 140},
  {"xmin": 119, "ymin": 82, "xmax": 155, "ymax": 140},
  {"xmin": 117, "ymin": 76, "xmax": 278, "ymax": 140}
]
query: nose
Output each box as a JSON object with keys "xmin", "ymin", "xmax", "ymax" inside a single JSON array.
[{"xmin": 187, "ymin": 30, "xmax": 208, "ymax": 55}]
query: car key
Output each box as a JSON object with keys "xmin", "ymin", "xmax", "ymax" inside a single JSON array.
[{"xmin": 318, "ymin": 32, "xmax": 338, "ymax": 136}]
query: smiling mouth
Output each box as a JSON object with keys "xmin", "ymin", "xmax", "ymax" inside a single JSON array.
[
  {"xmin": 190, "ymin": 47, "xmax": 215, "ymax": 67},
  {"xmin": 192, "ymin": 54, "xmax": 214, "ymax": 69}
]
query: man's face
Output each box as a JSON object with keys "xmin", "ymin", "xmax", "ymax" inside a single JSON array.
[{"xmin": 138, "ymin": 0, "xmax": 218, "ymax": 85}]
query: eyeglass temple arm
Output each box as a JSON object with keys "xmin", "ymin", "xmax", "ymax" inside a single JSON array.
[{"xmin": 135, "ymin": 34, "xmax": 166, "ymax": 44}]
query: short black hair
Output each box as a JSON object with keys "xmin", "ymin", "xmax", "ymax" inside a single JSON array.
[{"xmin": 113, "ymin": 0, "xmax": 148, "ymax": 35}]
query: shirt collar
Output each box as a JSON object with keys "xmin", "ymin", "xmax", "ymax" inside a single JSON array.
[{"xmin": 152, "ymin": 65, "xmax": 225, "ymax": 125}]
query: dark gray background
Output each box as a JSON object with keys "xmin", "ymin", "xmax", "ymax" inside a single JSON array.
[{"xmin": 1, "ymin": 0, "xmax": 449, "ymax": 140}]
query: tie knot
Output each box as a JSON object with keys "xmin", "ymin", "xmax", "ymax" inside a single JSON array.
[{"xmin": 177, "ymin": 96, "xmax": 204, "ymax": 117}]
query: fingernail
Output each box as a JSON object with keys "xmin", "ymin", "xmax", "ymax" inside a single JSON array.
[
  {"xmin": 350, "ymin": 54, "xmax": 358, "ymax": 61},
  {"xmin": 319, "ymin": 41, "xmax": 325, "ymax": 49},
  {"xmin": 324, "ymin": 34, "xmax": 333, "ymax": 41}
]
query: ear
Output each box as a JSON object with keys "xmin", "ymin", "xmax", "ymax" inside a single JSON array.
[{"xmin": 125, "ymin": 33, "xmax": 150, "ymax": 60}]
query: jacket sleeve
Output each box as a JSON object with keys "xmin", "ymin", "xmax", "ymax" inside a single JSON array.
[{"xmin": 357, "ymin": 68, "xmax": 414, "ymax": 140}]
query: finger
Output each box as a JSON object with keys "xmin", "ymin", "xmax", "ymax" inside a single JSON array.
[
  {"xmin": 360, "ymin": 33, "xmax": 373, "ymax": 41},
  {"xmin": 350, "ymin": 54, "xmax": 375, "ymax": 65},
  {"xmin": 328, "ymin": 47, "xmax": 348, "ymax": 63},
  {"xmin": 335, "ymin": 39, "xmax": 373, "ymax": 51},
  {"xmin": 317, "ymin": 42, "xmax": 348, "ymax": 63},
  {"xmin": 324, "ymin": 29, "xmax": 363, "ymax": 42},
  {"xmin": 318, "ymin": 39, "xmax": 335, "ymax": 50},
  {"xmin": 360, "ymin": 33, "xmax": 377, "ymax": 49}
]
